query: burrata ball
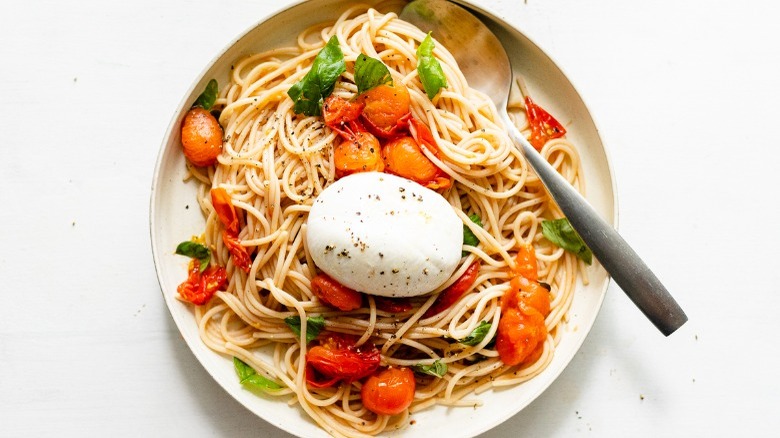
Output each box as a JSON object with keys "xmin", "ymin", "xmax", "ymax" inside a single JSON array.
[{"xmin": 306, "ymin": 172, "xmax": 462, "ymax": 297}]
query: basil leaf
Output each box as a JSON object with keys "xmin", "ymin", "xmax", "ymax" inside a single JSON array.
[
  {"xmin": 459, "ymin": 321, "xmax": 492, "ymax": 346},
  {"xmin": 233, "ymin": 357, "xmax": 282, "ymax": 391},
  {"xmin": 541, "ymin": 218, "xmax": 592, "ymax": 265},
  {"xmin": 462, "ymin": 213, "xmax": 482, "ymax": 256},
  {"xmin": 412, "ymin": 360, "xmax": 448, "ymax": 378},
  {"xmin": 175, "ymin": 240, "xmax": 210, "ymax": 272},
  {"xmin": 287, "ymin": 35, "xmax": 346, "ymax": 116},
  {"xmin": 354, "ymin": 54, "xmax": 393, "ymax": 94},
  {"xmin": 416, "ymin": 33, "xmax": 448, "ymax": 99},
  {"xmin": 284, "ymin": 315, "xmax": 326, "ymax": 343},
  {"xmin": 193, "ymin": 79, "xmax": 218, "ymax": 110}
]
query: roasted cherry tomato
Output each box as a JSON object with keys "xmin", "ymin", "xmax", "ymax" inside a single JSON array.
[
  {"xmin": 310, "ymin": 274, "xmax": 363, "ymax": 311},
  {"xmin": 323, "ymin": 95, "xmax": 364, "ymax": 136},
  {"xmin": 222, "ymin": 232, "xmax": 253, "ymax": 273},
  {"xmin": 177, "ymin": 260, "xmax": 227, "ymax": 305},
  {"xmin": 496, "ymin": 270, "xmax": 551, "ymax": 366},
  {"xmin": 525, "ymin": 95, "xmax": 566, "ymax": 151},
  {"xmin": 495, "ymin": 304, "xmax": 546, "ymax": 366},
  {"xmin": 333, "ymin": 131, "xmax": 384, "ymax": 178},
  {"xmin": 357, "ymin": 84, "xmax": 411, "ymax": 138},
  {"xmin": 210, "ymin": 188, "xmax": 252, "ymax": 273},
  {"xmin": 181, "ymin": 107, "xmax": 223, "ymax": 167},
  {"xmin": 513, "ymin": 242, "xmax": 538, "ymax": 281},
  {"xmin": 306, "ymin": 333, "xmax": 381, "ymax": 388},
  {"xmin": 507, "ymin": 276, "xmax": 551, "ymax": 318},
  {"xmin": 424, "ymin": 261, "xmax": 481, "ymax": 317},
  {"xmin": 381, "ymin": 136, "xmax": 450, "ymax": 190},
  {"xmin": 361, "ymin": 366, "xmax": 416, "ymax": 416},
  {"xmin": 374, "ymin": 296, "xmax": 414, "ymax": 314},
  {"xmin": 211, "ymin": 187, "xmax": 240, "ymax": 235}
]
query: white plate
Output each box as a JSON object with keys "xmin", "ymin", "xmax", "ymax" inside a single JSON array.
[{"xmin": 150, "ymin": 1, "xmax": 616, "ymax": 436}]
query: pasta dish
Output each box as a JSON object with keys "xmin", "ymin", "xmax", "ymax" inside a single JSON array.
[{"xmin": 172, "ymin": 3, "xmax": 590, "ymax": 437}]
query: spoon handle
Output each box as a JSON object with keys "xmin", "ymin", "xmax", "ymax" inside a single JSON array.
[{"xmin": 502, "ymin": 114, "xmax": 687, "ymax": 336}]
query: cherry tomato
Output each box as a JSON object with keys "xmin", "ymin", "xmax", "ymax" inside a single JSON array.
[
  {"xmin": 495, "ymin": 304, "xmax": 546, "ymax": 366},
  {"xmin": 305, "ymin": 333, "xmax": 381, "ymax": 388},
  {"xmin": 496, "ymin": 271, "xmax": 551, "ymax": 366},
  {"xmin": 513, "ymin": 242, "xmax": 538, "ymax": 281},
  {"xmin": 222, "ymin": 232, "xmax": 252, "ymax": 273},
  {"xmin": 310, "ymin": 274, "xmax": 363, "ymax": 311},
  {"xmin": 525, "ymin": 95, "xmax": 566, "ymax": 151},
  {"xmin": 210, "ymin": 188, "xmax": 251, "ymax": 273},
  {"xmin": 210, "ymin": 188, "xmax": 240, "ymax": 235},
  {"xmin": 357, "ymin": 84, "xmax": 411, "ymax": 138},
  {"xmin": 323, "ymin": 95, "xmax": 364, "ymax": 136},
  {"xmin": 181, "ymin": 107, "xmax": 223, "ymax": 167},
  {"xmin": 508, "ymin": 276, "xmax": 551, "ymax": 317},
  {"xmin": 333, "ymin": 131, "xmax": 384, "ymax": 178},
  {"xmin": 381, "ymin": 136, "xmax": 449, "ymax": 190},
  {"xmin": 176, "ymin": 260, "xmax": 227, "ymax": 305},
  {"xmin": 424, "ymin": 261, "xmax": 481, "ymax": 317},
  {"xmin": 361, "ymin": 366, "xmax": 416, "ymax": 416},
  {"xmin": 374, "ymin": 296, "xmax": 414, "ymax": 314},
  {"xmin": 406, "ymin": 118, "xmax": 451, "ymax": 190}
]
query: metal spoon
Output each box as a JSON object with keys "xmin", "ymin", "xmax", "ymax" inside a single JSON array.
[{"xmin": 400, "ymin": 0, "xmax": 687, "ymax": 336}]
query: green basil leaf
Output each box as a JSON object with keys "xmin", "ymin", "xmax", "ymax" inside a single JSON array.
[
  {"xmin": 233, "ymin": 357, "xmax": 282, "ymax": 391},
  {"xmin": 193, "ymin": 79, "xmax": 218, "ymax": 110},
  {"xmin": 287, "ymin": 35, "xmax": 346, "ymax": 116},
  {"xmin": 459, "ymin": 321, "xmax": 492, "ymax": 346},
  {"xmin": 233, "ymin": 356, "xmax": 256, "ymax": 381},
  {"xmin": 412, "ymin": 360, "xmax": 448, "ymax": 378},
  {"xmin": 175, "ymin": 240, "xmax": 211, "ymax": 272},
  {"xmin": 354, "ymin": 54, "xmax": 393, "ymax": 94},
  {"xmin": 416, "ymin": 33, "xmax": 448, "ymax": 99},
  {"xmin": 541, "ymin": 218, "xmax": 592, "ymax": 265},
  {"xmin": 462, "ymin": 213, "xmax": 483, "ymax": 256},
  {"xmin": 284, "ymin": 315, "xmax": 326, "ymax": 343}
]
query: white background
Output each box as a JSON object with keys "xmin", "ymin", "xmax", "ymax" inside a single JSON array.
[{"xmin": 2, "ymin": 0, "xmax": 779, "ymax": 436}]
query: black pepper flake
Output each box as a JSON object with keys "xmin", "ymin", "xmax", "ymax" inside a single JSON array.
[
  {"xmin": 392, "ymin": 268, "xmax": 399, "ymax": 274},
  {"xmin": 399, "ymin": 187, "xmax": 405, "ymax": 192},
  {"xmin": 379, "ymin": 252, "xmax": 384, "ymax": 258}
]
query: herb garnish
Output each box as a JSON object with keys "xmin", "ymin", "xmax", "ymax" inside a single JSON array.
[
  {"xmin": 233, "ymin": 357, "xmax": 282, "ymax": 392},
  {"xmin": 459, "ymin": 321, "xmax": 492, "ymax": 346},
  {"xmin": 354, "ymin": 54, "xmax": 393, "ymax": 94},
  {"xmin": 175, "ymin": 240, "xmax": 210, "ymax": 273},
  {"xmin": 412, "ymin": 360, "xmax": 448, "ymax": 377},
  {"xmin": 284, "ymin": 315, "xmax": 326, "ymax": 343},
  {"xmin": 287, "ymin": 36, "xmax": 346, "ymax": 116},
  {"xmin": 193, "ymin": 79, "xmax": 218, "ymax": 110},
  {"xmin": 541, "ymin": 218, "xmax": 592, "ymax": 264},
  {"xmin": 462, "ymin": 213, "xmax": 482, "ymax": 256},
  {"xmin": 416, "ymin": 33, "xmax": 448, "ymax": 99}
]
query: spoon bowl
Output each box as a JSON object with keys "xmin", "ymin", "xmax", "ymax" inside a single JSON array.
[{"xmin": 401, "ymin": 0, "xmax": 687, "ymax": 335}]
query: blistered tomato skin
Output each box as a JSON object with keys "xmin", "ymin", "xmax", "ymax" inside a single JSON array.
[
  {"xmin": 357, "ymin": 84, "xmax": 411, "ymax": 135},
  {"xmin": 361, "ymin": 366, "xmax": 416, "ymax": 416},
  {"xmin": 310, "ymin": 274, "xmax": 364, "ymax": 311},
  {"xmin": 181, "ymin": 107, "xmax": 223, "ymax": 167}
]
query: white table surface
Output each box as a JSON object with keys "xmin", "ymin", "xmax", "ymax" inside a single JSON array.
[{"xmin": 2, "ymin": 0, "xmax": 779, "ymax": 436}]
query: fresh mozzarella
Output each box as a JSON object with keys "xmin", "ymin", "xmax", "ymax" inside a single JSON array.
[{"xmin": 306, "ymin": 172, "xmax": 462, "ymax": 297}]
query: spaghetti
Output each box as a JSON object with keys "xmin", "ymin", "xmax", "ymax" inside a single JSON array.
[{"xmin": 180, "ymin": 4, "xmax": 587, "ymax": 437}]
